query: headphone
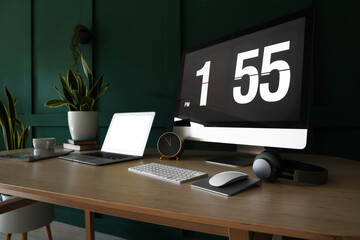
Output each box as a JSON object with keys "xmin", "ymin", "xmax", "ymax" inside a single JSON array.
[{"xmin": 252, "ymin": 149, "xmax": 328, "ymax": 185}]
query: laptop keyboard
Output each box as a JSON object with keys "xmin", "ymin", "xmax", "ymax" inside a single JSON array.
[{"xmin": 85, "ymin": 151, "xmax": 132, "ymax": 160}]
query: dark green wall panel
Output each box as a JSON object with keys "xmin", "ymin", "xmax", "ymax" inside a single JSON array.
[
  {"xmin": 312, "ymin": 0, "xmax": 360, "ymax": 106},
  {"xmin": 0, "ymin": 2, "xmax": 28, "ymax": 81},
  {"xmin": 0, "ymin": 0, "xmax": 31, "ymax": 149},
  {"xmin": 93, "ymin": 0, "xmax": 180, "ymax": 127},
  {"xmin": 32, "ymin": 0, "xmax": 92, "ymax": 114},
  {"xmin": 310, "ymin": 0, "xmax": 360, "ymax": 159},
  {"xmin": 181, "ymin": 0, "xmax": 312, "ymax": 49},
  {"xmin": 0, "ymin": 0, "xmax": 31, "ymax": 114}
]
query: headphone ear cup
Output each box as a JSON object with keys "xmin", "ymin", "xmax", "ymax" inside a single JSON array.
[{"xmin": 253, "ymin": 150, "xmax": 282, "ymax": 182}]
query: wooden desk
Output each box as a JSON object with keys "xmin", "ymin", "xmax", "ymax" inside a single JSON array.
[{"xmin": 0, "ymin": 149, "xmax": 359, "ymax": 240}]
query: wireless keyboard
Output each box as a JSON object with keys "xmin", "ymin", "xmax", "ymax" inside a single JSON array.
[{"xmin": 128, "ymin": 162, "xmax": 208, "ymax": 183}]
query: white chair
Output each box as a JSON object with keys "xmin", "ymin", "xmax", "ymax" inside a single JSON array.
[{"xmin": 0, "ymin": 196, "xmax": 54, "ymax": 240}]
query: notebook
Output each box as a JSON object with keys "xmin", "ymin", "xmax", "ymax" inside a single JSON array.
[
  {"xmin": 191, "ymin": 177, "xmax": 261, "ymax": 196},
  {"xmin": 60, "ymin": 111, "xmax": 155, "ymax": 165}
]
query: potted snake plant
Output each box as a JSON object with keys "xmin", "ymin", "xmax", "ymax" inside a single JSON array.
[
  {"xmin": 0, "ymin": 86, "xmax": 31, "ymax": 150},
  {"xmin": 0, "ymin": 86, "xmax": 31, "ymax": 201},
  {"xmin": 44, "ymin": 55, "xmax": 109, "ymax": 140}
]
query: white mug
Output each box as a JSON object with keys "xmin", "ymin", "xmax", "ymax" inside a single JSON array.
[{"xmin": 33, "ymin": 138, "xmax": 56, "ymax": 155}]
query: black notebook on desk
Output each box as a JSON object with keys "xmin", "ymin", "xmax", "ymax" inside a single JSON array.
[{"xmin": 191, "ymin": 177, "xmax": 261, "ymax": 197}]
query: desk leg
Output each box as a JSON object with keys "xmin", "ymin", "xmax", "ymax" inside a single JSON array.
[
  {"xmin": 228, "ymin": 228, "xmax": 250, "ymax": 240},
  {"xmin": 85, "ymin": 210, "xmax": 95, "ymax": 240},
  {"xmin": 253, "ymin": 233, "xmax": 274, "ymax": 240},
  {"xmin": 228, "ymin": 230, "xmax": 276, "ymax": 240}
]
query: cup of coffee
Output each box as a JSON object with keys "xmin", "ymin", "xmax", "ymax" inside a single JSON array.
[{"xmin": 33, "ymin": 138, "xmax": 56, "ymax": 155}]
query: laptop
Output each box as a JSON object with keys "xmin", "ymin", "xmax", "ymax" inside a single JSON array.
[{"xmin": 60, "ymin": 111, "xmax": 155, "ymax": 165}]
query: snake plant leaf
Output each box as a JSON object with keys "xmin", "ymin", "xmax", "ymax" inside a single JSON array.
[
  {"xmin": 45, "ymin": 98, "xmax": 78, "ymax": 111},
  {"xmin": 14, "ymin": 118, "xmax": 24, "ymax": 129},
  {"xmin": 14, "ymin": 130, "xmax": 20, "ymax": 149},
  {"xmin": 4, "ymin": 86, "xmax": 16, "ymax": 128},
  {"xmin": 73, "ymin": 90, "xmax": 83, "ymax": 108},
  {"xmin": 76, "ymin": 73, "xmax": 86, "ymax": 98},
  {"xmin": 81, "ymin": 54, "xmax": 93, "ymax": 88},
  {"xmin": 19, "ymin": 125, "xmax": 31, "ymax": 149},
  {"xmin": 88, "ymin": 75, "xmax": 107, "ymax": 100},
  {"xmin": 15, "ymin": 118, "xmax": 30, "ymax": 149},
  {"xmin": 0, "ymin": 100, "xmax": 13, "ymax": 150},
  {"xmin": 45, "ymin": 99, "xmax": 70, "ymax": 108},
  {"xmin": 67, "ymin": 69, "xmax": 79, "ymax": 90},
  {"xmin": 59, "ymin": 73, "xmax": 74, "ymax": 103},
  {"xmin": 53, "ymin": 85, "xmax": 67, "ymax": 101},
  {"xmin": 58, "ymin": 74, "xmax": 79, "ymax": 110},
  {"xmin": 67, "ymin": 103, "xmax": 78, "ymax": 111},
  {"xmin": 79, "ymin": 104, "xmax": 89, "ymax": 111},
  {"xmin": 0, "ymin": 86, "xmax": 31, "ymax": 150},
  {"xmin": 80, "ymin": 96, "xmax": 95, "ymax": 111},
  {"xmin": 96, "ymin": 84, "xmax": 110, "ymax": 100}
]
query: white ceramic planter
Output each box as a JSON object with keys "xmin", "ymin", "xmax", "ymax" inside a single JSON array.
[{"xmin": 68, "ymin": 111, "xmax": 98, "ymax": 140}]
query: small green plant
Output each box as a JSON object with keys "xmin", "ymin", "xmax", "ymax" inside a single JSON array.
[
  {"xmin": 70, "ymin": 24, "xmax": 91, "ymax": 72},
  {"xmin": 44, "ymin": 55, "xmax": 109, "ymax": 111},
  {"xmin": 0, "ymin": 86, "xmax": 31, "ymax": 150}
]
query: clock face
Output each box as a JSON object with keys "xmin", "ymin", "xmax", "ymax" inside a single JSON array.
[{"xmin": 157, "ymin": 132, "xmax": 183, "ymax": 158}]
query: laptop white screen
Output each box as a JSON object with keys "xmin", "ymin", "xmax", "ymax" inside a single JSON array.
[{"xmin": 101, "ymin": 112, "xmax": 155, "ymax": 156}]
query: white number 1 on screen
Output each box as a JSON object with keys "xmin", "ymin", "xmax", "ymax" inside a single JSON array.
[{"xmin": 196, "ymin": 61, "xmax": 211, "ymax": 106}]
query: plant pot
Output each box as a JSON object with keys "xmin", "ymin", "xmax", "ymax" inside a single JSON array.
[
  {"xmin": 78, "ymin": 29, "xmax": 92, "ymax": 44},
  {"xmin": 68, "ymin": 111, "xmax": 98, "ymax": 140}
]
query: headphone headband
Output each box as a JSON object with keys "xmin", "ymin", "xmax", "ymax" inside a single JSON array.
[{"xmin": 281, "ymin": 159, "xmax": 328, "ymax": 184}]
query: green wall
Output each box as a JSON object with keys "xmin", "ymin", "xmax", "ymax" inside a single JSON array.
[
  {"xmin": 0, "ymin": 0, "xmax": 179, "ymax": 150},
  {"xmin": 1, "ymin": 0, "xmax": 359, "ymax": 239},
  {"xmin": 309, "ymin": 0, "xmax": 360, "ymax": 160}
]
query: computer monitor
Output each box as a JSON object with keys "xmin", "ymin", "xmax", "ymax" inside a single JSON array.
[{"xmin": 174, "ymin": 9, "xmax": 314, "ymax": 166}]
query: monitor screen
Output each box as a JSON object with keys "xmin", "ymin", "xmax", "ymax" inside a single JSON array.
[{"xmin": 174, "ymin": 9, "xmax": 314, "ymax": 151}]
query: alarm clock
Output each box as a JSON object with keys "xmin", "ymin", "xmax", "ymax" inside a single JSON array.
[{"xmin": 157, "ymin": 132, "xmax": 184, "ymax": 160}]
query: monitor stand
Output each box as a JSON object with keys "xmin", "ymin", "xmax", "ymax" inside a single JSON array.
[{"xmin": 206, "ymin": 145, "xmax": 264, "ymax": 167}]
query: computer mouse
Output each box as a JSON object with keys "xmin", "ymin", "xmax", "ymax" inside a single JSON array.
[{"xmin": 209, "ymin": 171, "xmax": 249, "ymax": 187}]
